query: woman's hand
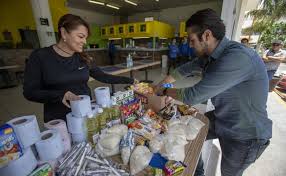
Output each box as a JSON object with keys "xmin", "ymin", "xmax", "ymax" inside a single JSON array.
[{"xmin": 62, "ymin": 91, "xmax": 80, "ymax": 108}]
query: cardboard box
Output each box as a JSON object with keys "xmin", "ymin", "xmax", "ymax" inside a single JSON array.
[{"xmin": 134, "ymin": 91, "xmax": 168, "ymax": 112}]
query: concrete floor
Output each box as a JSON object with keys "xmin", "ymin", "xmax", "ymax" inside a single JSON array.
[{"xmin": 0, "ymin": 66, "xmax": 286, "ymax": 176}]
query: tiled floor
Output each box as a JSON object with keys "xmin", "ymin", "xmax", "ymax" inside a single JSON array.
[{"xmin": 0, "ymin": 66, "xmax": 286, "ymax": 176}]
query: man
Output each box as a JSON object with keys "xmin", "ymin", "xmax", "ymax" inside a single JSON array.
[
  {"xmin": 263, "ymin": 40, "xmax": 286, "ymax": 91},
  {"xmin": 108, "ymin": 40, "xmax": 116, "ymax": 65},
  {"xmin": 168, "ymin": 38, "xmax": 179, "ymax": 74},
  {"xmin": 179, "ymin": 36, "xmax": 196, "ymax": 65},
  {"xmin": 263, "ymin": 40, "xmax": 286, "ymax": 80},
  {"xmin": 241, "ymin": 38, "xmax": 249, "ymax": 46},
  {"xmin": 155, "ymin": 9, "xmax": 272, "ymax": 176}
]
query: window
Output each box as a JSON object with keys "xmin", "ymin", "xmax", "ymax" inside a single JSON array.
[
  {"xmin": 109, "ymin": 27, "xmax": 114, "ymax": 34},
  {"xmin": 140, "ymin": 24, "xmax": 146, "ymax": 32},
  {"xmin": 102, "ymin": 29, "xmax": 106, "ymax": 35},
  {"xmin": 129, "ymin": 26, "xmax": 134, "ymax": 33},
  {"xmin": 119, "ymin": 26, "xmax": 124, "ymax": 34}
]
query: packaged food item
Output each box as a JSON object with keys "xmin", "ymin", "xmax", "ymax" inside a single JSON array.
[
  {"xmin": 0, "ymin": 124, "xmax": 23, "ymax": 168},
  {"xmin": 112, "ymin": 90, "xmax": 134, "ymax": 105},
  {"xmin": 86, "ymin": 112, "xmax": 98, "ymax": 145},
  {"xmin": 120, "ymin": 130, "xmax": 135, "ymax": 165},
  {"xmin": 163, "ymin": 160, "xmax": 186, "ymax": 176},
  {"xmin": 29, "ymin": 163, "xmax": 53, "ymax": 176},
  {"xmin": 149, "ymin": 135, "xmax": 164, "ymax": 153},
  {"xmin": 159, "ymin": 103, "xmax": 178, "ymax": 120},
  {"xmin": 177, "ymin": 104, "xmax": 198, "ymax": 116},
  {"xmin": 130, "ymin": 145, "xmax": 153, "ymax": 175},
  {"xmin": 153, "ymin": 168, "xmax": 163, "ymax": 176},
  {"xmin": 130, "ymin": 83, "xmax": 154, "ymax": 94}
]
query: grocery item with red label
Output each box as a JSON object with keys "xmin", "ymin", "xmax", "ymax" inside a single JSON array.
[{"xmin": 0, "ymin": 124, "xmax": 23, "ymax": 168}]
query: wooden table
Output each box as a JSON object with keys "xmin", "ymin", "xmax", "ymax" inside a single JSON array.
[
  {"xmin": 111, "ymin": 112, "xmax": 209, "ymax": 175},
  {"xmin": 0, "ymin": 65, "xmax": 22, "ymax": 70},
  {"xmin": 90, "ymin": 60, "xmax": 161, "ymax": 93}
]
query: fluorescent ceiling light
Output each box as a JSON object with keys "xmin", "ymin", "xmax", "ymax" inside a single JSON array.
[
  {"xmin": 125, "ymin": 0, "xmax": 137, "ymax": 6},
  {"xmin": 156, "ymin": 0, "xmax": 159, "ymax": 1},
  {"xmin": 106, "ymin": 4, "xmax": 120, "ymax": 10},
  {"xmin": 109, "ymin": 38, "xmax": 122, "ymax": 40},
  {"xmin": 159, "ymin": 37, "xmax": 167, "ymax": 39},
  {"xmin": 88, "ymin": 0, "xmax": 104, "ymax": 5},
  {"xmin": 133, "ymin": 37, "xmax": 150, "ymax": 39}
]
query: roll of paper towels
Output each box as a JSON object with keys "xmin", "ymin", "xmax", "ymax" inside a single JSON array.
[
  {"xmin": 66, "ymin": 112, "xmax": 87, "ymax": 134},
  {"xmin": 44, "ymin": 119, "xmax": 71, "ymax": 154},
  {"xmin": 7, "ymin": 115, "xmax": 41, "ymax": 149},
  {"xmin": 94, "ymin": 87, "xmax": 111, "ymax": 107},
  {"xmin": 35, "ymin": 130, "xmax": 64, "ymax": 161},
  {"xmin": 0, "ymin": 147, "xmax": 37, "ymax": 176},
  {"xmin": 70, "ymin": 95, "xmax": 92, "ymax": 117}
]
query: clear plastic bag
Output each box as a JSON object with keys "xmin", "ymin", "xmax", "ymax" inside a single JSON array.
[
  {"xmin": 106, "ymin": 124, "xmax": 128, "ymax": 137},
  {"xmin": 149, "ymin": 135, "xmax": 164, "ymax": 153},
  {"xmin": 130, "ymin": 146, "xmax": 152, "ymax": 175}
]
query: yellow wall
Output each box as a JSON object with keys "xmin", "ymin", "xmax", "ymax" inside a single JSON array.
[{"xmin": 0, "ymin": 0, "xmax": 68, "ymax": 45}]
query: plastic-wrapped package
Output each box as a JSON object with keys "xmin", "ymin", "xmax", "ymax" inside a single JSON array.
[
  {"xmin": 188, "ymin": 118, "xmax": 205, "ymax": 131},
  {"xmin": 106, "ymin": 124, "xmax": 128, "ymax": 137},
  {"xmin": 185, "ymin": 118, "xmax": 205, "ymax": 140},
  {"xmin": 160, "ymin": 133, "xmax": 188, "ymax": 162},
  {"xmin": 120, "ymin": 130, "xmax": 135, "ymax": 165},
  {"xmin": 130, "ymin": 146, "xmax": 153, "ymax": 175},
  {"xmin": 96, "ymin": 142, "xmax": 120, "ymax": 157},
  {"xmin": 167, "ymin": 123, "xmax": 187, "ymax": 139},
  {"xmin": 149, "ymin": 135, "xmax": 164, "ymax": 153},
  {"xmin": 99, "ymin": 133, "xmax": 121, "ymax": 150},
  {"xmin": 180, "ymin": 115, "xmax": 194, "ymax": 125}
]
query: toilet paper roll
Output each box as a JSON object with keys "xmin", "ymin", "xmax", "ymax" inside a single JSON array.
[
  {"xmin": 35, "ymin": 130, "xmax": 64, "ymax": 161},
  {"xmin": 44, "ymin": 119, "xmax": 71, "ymax": 154},
  {"xmin": 66, "ymin": 112, "xmax": 87, "ymax": 134},
  {"xmin": 71, "ymin": 133, "xmax": 87, "ymax": 143},
  {"xmin": 94, "ymin": 87, "xmax": 111, "ymax": 106},
  {"xmin": 7, "ymin": 115, "xmax": 41, "ymax": 149},
  {"xmin": 0, "ymin": 147, "xmax": 37, "ymax": 176},
  {"xmin": 70, "ymin": 95, "xmax": 92, "ymax": 117}
]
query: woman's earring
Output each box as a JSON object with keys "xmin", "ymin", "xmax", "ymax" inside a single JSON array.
[{"xmin": 64, "ymin": 39, "xmax": 66, "ymax": 42}]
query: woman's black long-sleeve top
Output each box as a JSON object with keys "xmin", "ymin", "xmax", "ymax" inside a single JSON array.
[{"xmin": 23, "ymin": 46, "xmax": 133, "ymax": 122}]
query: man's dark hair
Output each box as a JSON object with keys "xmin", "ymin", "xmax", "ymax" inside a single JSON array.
[
  {"xmin": 241, "ymin": 38, "xmax": 249, "ymax": 43},
  {"xmin": 186, "ymin": 8, "xmax": 225, "ymax": 40}
]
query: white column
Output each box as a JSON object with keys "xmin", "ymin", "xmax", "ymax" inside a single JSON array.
[
  {"xmin": 233, "ymin": 0, "xmax": 249, "ymax": 42},
  {"xmin": 221, "ymin": 0, "xmax": 237, "ymax": 39},
  {"xmin": 30, "ymin": 0, "xmax": 56, "ymax": 47}
]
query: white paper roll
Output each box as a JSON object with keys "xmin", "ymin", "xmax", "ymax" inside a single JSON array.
[
  {"xmin": 35, "ymin": 130, "xmax": 64, "ymax": 161},
  {"xmin": 71, "ymin": 133, "xmax": 87, "ymax": 143},
  {"xmin": 7, "ymin": 115, "xmax": 41, "ymax": 149},
  {"xmin": 66, "ymin": 112, "xmax": 87, "ymax": 134},
  {"xmin": 94, "ymin": 87, "xmax": 111, "ymax": 107},
  {"xmin": 70, "ymin": 95, "xmax": 92, "ymax": 117},
  {"xmin": 0, "ymin": 147, "xmax": 37, "ymax": 176},
  {"xmin": 44, "ymin": 119, "xmax": 71, "ymax": 154}
]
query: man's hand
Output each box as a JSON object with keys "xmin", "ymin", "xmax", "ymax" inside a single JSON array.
[
  {"xmin": 62, "ymin": 91, "xmax": 80, "ymax": 108},
  {"xmin": 154, "ymin": 75, "xmax": 176, "ymax": 92}
]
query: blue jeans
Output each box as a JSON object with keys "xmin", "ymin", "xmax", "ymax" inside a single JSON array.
[
  {"xmin": 267, "ymin": 70, "xmax": 276, "ymax": 80},
  {"xmin": 195, "ymin": 111, "xmax": 270, "ymax": 176}
]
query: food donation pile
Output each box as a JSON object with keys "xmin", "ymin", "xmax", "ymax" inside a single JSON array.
[{"xmin": 0, "ymin": 83, "xmax": 205, "ymax": 176}]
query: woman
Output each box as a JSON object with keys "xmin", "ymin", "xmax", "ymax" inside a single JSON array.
[{"xmin": 23, "ymin": 14, "xmax": 135, "ymax": 122}]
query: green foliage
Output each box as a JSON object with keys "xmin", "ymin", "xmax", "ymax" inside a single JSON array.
[
  {"xmin": 244, "ymin": 0, "xmax": 286, "ymax": 46},
  {"xmin": 259, "ymin": 22, "xmax": 286, "ymax": 48}
]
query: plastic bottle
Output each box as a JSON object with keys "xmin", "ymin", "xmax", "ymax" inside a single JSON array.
[
  {"xmin": 111, "ymin": 101, "xmax": 121, "ymax": 121},
  {"xmin": 96, "ymin": 108, "xmax": 103, "ymax": 133},
  {"xmin": 130, "ymin": 54, "xmax": 133, "ymax": 67},
  {"xmin": 86, "ymin": 112, "xmax": 97, "ymax": 144},
  {"xmin": 98, "ymin": 106, "xmax": 109, "ymax": 131}
]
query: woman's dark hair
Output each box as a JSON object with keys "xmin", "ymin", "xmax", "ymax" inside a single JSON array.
[
  {"xmin": 186, "ymin": 8, "xmax": 225, "ymax": 41},
  {"xmin": 58, "ymin": 14, "xmax": 92, "ymax": 63}
]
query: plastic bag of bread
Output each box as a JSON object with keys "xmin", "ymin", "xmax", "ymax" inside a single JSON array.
[
  {"xmin": 106, "ymin": 124, "xmax": 128, "ymax": 137},
  {"xmin": 160, "ymin": 133, "xmax": 187, "ymax": 162},
  {"xmin": 185, "ymin": 117, "xmax": 205, "ymax": 140},
  {"xmin": 130, "ymin": 146, "xmax": 152, "ymax": 175},
  {"xmin": 149, "ymin": 135, "xmax": 164, "ymax": 153}
]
